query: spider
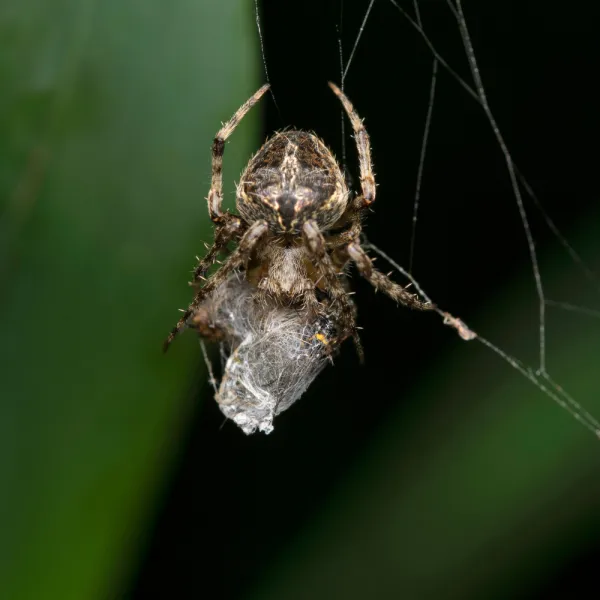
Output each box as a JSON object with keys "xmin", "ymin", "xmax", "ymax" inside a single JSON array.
[{"xmin": 163, "ymin": 82, "xmax": 432, "ymax": 355}]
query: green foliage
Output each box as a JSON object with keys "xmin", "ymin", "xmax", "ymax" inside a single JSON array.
[{"xmin": 0, "ymin": 1, "xmax": 258, "ymax": 598}]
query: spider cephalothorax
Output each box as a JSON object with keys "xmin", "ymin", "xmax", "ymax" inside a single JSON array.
[{"xmin": 164, "ymin": 82, "xmax": 432, "ymax": 356}]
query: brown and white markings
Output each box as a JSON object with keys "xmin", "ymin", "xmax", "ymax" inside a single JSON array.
[{"xmin": 164, "ymin": 83, "xmax": 433, "ymax": 433}]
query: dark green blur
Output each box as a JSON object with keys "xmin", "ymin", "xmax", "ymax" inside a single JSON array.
[{"xmin": 1, "ymin": 1, "xmax": 258, "ymax": 598}]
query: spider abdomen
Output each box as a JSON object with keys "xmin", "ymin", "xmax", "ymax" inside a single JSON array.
[{"xmin": 237, "ymin": 130, "xmax": 348, "ymax": 234}]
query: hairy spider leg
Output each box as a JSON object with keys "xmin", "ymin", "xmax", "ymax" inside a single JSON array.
[
  {"xmin": 163, "ymin": 220, "xmax": 269, "ymax": 351},
  {"xmin": 328, "ymin": 82, "xmax": 432, "ymax": 312},
  {"xmin": 328, "ymin": 82, "xmax": 376, "ymax": 207},
  {"xmin": 191, "ymin": 84, "xmax": 269, "ymax": 285},
  {"xmin": 208, "ymin": 83, "xmax": 270, "ymax": 223},
  {"xmin": 347, "ymin": 242, "xmax": 432, "ymax": 310},
  {"xmin": 190, "ymin": 83, "xmax": 271, "ymax": 284}
]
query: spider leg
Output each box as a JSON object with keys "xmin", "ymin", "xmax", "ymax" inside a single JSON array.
[
  {"xmin": 303, "ymin": 220, "xmax": 361, "ymax": 356},
  {"xmin": 163, "ymin": 220, "xmax": 269, "ymax": 351},
  {"xmin": 325, "ymin": 209, "xmax": 363, "ymax": 250},
  {"xmin": 346, "ymin": 242, "xmax": 433, "ymax": 311},
  {"xmin": 208, "ymin": 84, "xmax": 270, "ymax": 223},
  {"xmin": 191, "ymin": 215, "xmax": 245, "ymax": 283},
  {"xmin": 328, "ymin": 82, "xmax": 376, "ymax": 208}
]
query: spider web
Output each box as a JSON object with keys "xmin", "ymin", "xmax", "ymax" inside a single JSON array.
[
  {"xmin": 251, "ymin": 0, "xmax": 600, "ymax": 439},
  {"xmin": 351, "ymin": 0, "xmax": 600, "ymax": 438}
]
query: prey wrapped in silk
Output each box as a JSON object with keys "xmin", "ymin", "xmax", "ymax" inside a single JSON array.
[{"xmin": 192, "ymin": 274, "xmax": 338, "ymax": 434}]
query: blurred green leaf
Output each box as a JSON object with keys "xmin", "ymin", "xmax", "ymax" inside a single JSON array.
[{"xmin": 0, "ymin": 1, "xmax": 259, "ymax": 598}]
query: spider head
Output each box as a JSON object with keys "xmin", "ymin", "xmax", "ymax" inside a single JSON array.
[{"xmin": 237, "ymin": 131, "xmax": 348, "ymax": 234}]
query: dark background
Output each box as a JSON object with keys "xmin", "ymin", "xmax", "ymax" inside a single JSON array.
[{"xmin": 131, "ymin": 1, "xmax": 600, "ymax": 599}]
